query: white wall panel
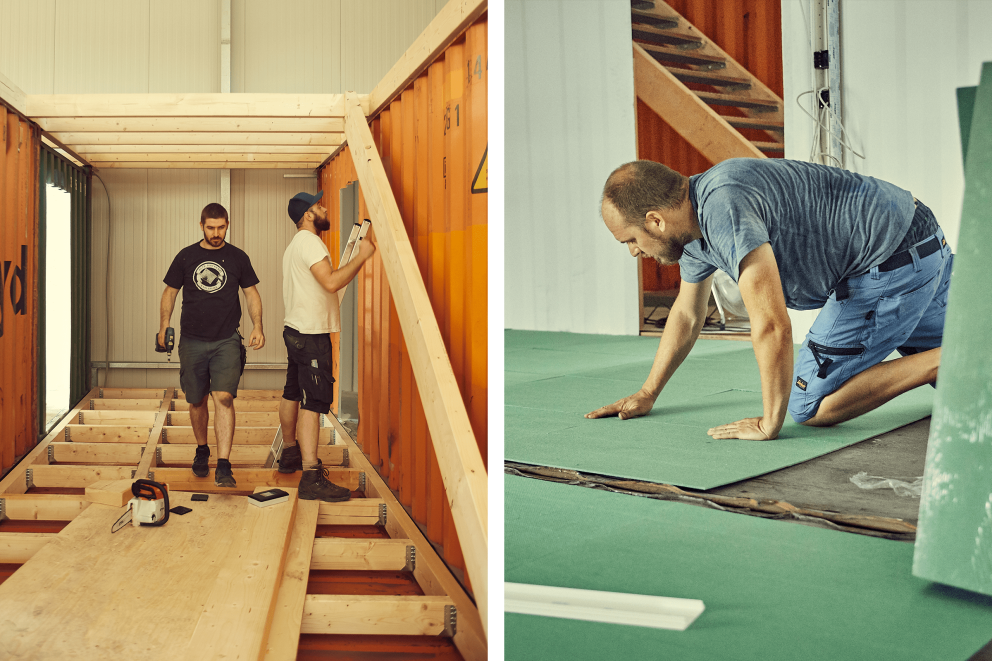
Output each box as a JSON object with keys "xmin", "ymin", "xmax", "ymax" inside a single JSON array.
[
  {"xmin": 505, "ymin": 0, "xmax": 639, "ymax": 335},
  {"xmin": 340, "ymin": 0, "xmax": 438, "ymax": 92},
  {"xmin": 0, "ymin": 0, "xmax": 55, "ymax": 93},
  {"xmin": 149, "ymin": 0, "xmax": 220, "ymax": 93},
  {"xmin": 54, "ymin": 0, "xmax": 150, "ymax": 93},
  {"xmin": 782, "ymin": 0, "xmax": 992, "ymax": 341}
]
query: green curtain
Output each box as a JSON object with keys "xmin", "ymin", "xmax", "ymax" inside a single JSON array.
[{"xmin": 38, "ymin": 146, "xmax": 91, "ymax": 433}]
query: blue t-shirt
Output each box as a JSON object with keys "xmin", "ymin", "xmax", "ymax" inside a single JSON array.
[{"xmin": 679, "ymin": 159, "xmax": 916, "ymax": 310}]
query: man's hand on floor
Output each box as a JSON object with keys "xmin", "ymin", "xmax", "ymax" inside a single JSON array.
[
  {"xmin": 707, "ymin": 417, "xmax": 779, "ymax": 441},
  {"xmin": 585, "ymin": 390, "xmax": 656, "ymax": 421}
]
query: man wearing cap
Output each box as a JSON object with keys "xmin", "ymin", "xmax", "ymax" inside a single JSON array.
[
  {"xmin": 277, "ymin": 191, "xmax": 376, "ymax": 501},
  {"xmin": 160, "ymin": 202, "xmax": 265, "ymax": 488}
]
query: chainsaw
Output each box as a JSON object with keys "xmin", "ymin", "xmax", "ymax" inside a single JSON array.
[{"xmin": 127, "ymin": 479, "xmax": 170, "ymax": 527}]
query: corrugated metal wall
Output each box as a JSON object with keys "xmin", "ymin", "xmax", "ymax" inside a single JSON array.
[
  {"xmin": 0, "ymin": 103, "xmax": 39, "ymax": 476},
  {"xmin": 504, "ymin": 0, "xmax": 640, "ymax": 335},
  {"xmin": 0, "ymin": 0, "xmax": 448, "ymax": 390},
  {"xmin": 638, "ymin": 0, "xmax": 783, "ymax": 295},
  {"xmin": 318, "ymin": 15, "xmax": 488, "ymax": 585}
]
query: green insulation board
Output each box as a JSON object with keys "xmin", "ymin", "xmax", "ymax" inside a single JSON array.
[
  {"xmin": 504, "ymin": 474, "xmax": 992, "ymax": 660},
  {"xmin": 505, "ymin": 330, "xmax": 934, "ymax": 490},
  {"xmin": 913, "ymin": 61, "xmax": 992, "ymax": 597}
]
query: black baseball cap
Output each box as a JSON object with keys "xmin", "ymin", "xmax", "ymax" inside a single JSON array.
[{"xmin": 288, "ymin": 190, "xmax": 324, "ymax": 223}]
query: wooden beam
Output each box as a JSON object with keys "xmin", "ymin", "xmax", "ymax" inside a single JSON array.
[
  {"xmin": 162, "ymin": 427, "xmax": 277, "ymax": 445},
  {"xmin": 633, "ymin": 43, "xmax": 764, "ymax": 163},
  {"xmin": 316, "ymin": 498, "xmax": 385, "ymax": 525},
  {"xmin": 91, "ymin": 161, "xmax": 325, "ymax": 170},
  {"xmin": 50, "ymin": 442, "xmax": 143, "ymax": 465},
  {"xmin": 0, "ymin": 533, "xmax": 55, "ymax": 563},
  {"xmin": 263, "ymin": 499, "xmax": 319, "ymax": 661},
  {"xmin": 157, "ymin": 444, "xmax": 344, "ymax": 467},
  {"xmin": 0, "ymin": 494, "xmax": 90, "ymax": 520},
  {"xmin": 83, "ymin": 152, "xmax": 330, "ymax": 163},
  {"xmin": 84, "ymin": 479, "xmax": 136, "ymax": 507},
  {"xmin": 0, "ymin": 69, "xmax": 28, "ymax": 116},
  {"xmin": 55, "ymin": 132, "xmax": 343, "ymax": 146},
  {"xmin": 167, "ymin": 410, "xmax": 279, "ymax": 428},
  {"xmin": 177, "ymin": 388, "xmax": 283, "ymax": 401},
  {"xmin": 90, "ymin": 398, "xmax": 162, "ymax": 410},
  {"xmin": 300, "ymin": 595, "xmax": 453, "ymax": 635},
  {"xmin": 40, "ymin": 133, "xmax": 91, "ymax": 168},
  {"xmin": 150, "ymin": 467, "xmax": 361, "ymax": 492},
  {"xmin": 29, "ymin": 465, "xmax": 136, "ymax": 488},
  {"xmin": 344, "ymin": 92, "xmax": 488, "ymax": 636},
  {"xmin": 74, "ymin": 144, "xmax": 341, "ymax": 154},
  {"xmin": 65, "ymin": 425, "xmax": 153, "ymax": 443},
  {"xmin": 99, "ymin": 388, "xmax": 168, "ymax": 398},
  {"xmin": 310, "ymin": 538, "xmax": 410, "ymax": 571},
  {"xmin": 36, "ymin": 117, "xmax": 344, "ymax": 133},
  {"xmin": 368, "ymin": 0, "xmax": 487, "ymax": 116},
  {"xmin": 24, "ymin": 93, "xmax": 364, "ymax": 117},
  {"xmin": 78, "ymin": 410, "xmax": 158, "ymax": 425},
  {"xmin": 134, "ymin": 391, "xmax": 174, "ymax": 479}
]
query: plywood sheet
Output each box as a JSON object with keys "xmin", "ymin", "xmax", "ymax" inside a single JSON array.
[
  {"xmin": 504, "ymin": 474, "xmax": 992, "ymax": 661},
  {"xmin": 0, "ymin": 491, "xmax": 296, "ymax": 659},
  {"xmin": 505, "ymin": 330, "xmax": 934, "ymax": 490}
]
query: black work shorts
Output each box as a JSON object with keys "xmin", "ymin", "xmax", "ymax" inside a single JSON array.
[
  {"xmin": 178, "ymin": 331, "xmax": 243, "ymax": 404},
  {"xmin": 282, "ymin": 326, "xmax": 334, "ymax": 414}
]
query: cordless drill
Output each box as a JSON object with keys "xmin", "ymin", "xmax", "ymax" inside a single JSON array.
[{"xmin": 155, "ymin": 327, "xmax": 175, "ymax": 361}]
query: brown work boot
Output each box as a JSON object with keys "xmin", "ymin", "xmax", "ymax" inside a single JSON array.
[{"xmin": 298, "ymin": 459, "xmax": 351, "ymax": 502}]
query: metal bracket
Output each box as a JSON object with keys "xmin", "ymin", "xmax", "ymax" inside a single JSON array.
[
  {"xmin": 167, "ymin": 412, "xmax": 172, "ymax": 425},
  {"xmin": 132, "ymin": 469, "xmax": 136, "ymax": 478},
  {"xmin": 64, "ymin": 427, "xmax": 71, "ymax": 442},
  {"xmin": 359, "ymin": 472, "xmax": 366, "ymax": 493},
  {"xmin": 161, "ymin": 428, "xmax": 167, "ymax": 443},
  {"xmin": 443, "ymin": 605, "xmax": 457, "ymax": 637},
  {"xmin": 404, "ymin": 545, "xmax": 416, "ymax": 572},
  {"xmin": 148, "ymin": 471, "xmax": 155, "ymax": 481},
  {"xmin": 99, "ymin": 387, "xmax": 104, "ymax": 398},
  {"xmin": 341, "ymin": 447, "xmax": 349, "ymax": 467},
  {"xmin": 25, "ymin": 468, "xmax": 34, "ymax": 489},
  {"xmin": 378, "ymin": 502, "xmax": 387, "ymax": 526},
  {"xmin": 89, "ymin": 400, "xmax": 95, "ymax": 410},
  {"xmin": 78, "ymin": 411, "xmax": 84, "ymax": 424},
  {"xmin": 155, "ymin": 447, "xmax": 163, "ymax": 463},
  {"xmin": 0, "ymin": 498, "xmax": 6, "ymax": 523},
  {"xmin": 47, "ymin": 445, "xmax": 55, "ymax": 463}
]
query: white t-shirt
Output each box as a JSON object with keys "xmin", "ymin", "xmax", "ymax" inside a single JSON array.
[{"xmin": 282, "ymin": 231, "xmax": 340, "ymax": 333}]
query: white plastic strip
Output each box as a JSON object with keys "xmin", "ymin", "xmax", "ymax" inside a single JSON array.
[{"xmin": 504, "ymin": 582, "xmax": 704, "ymax": 631}]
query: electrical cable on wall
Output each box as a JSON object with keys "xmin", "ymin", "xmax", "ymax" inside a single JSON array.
[
  {"xmin": 795, "ymin": 0, "xmax": 865, "ymax": 168},
  {"xmin": 93, "ymin": 173, "xmax": 112, "ymax": 388}
]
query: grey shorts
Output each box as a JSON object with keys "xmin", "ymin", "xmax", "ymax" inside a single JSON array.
[{"xmin": 178, "ymin": 331, "xmax": 244, "ymax": 404}]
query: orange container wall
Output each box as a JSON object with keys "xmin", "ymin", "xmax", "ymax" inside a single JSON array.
[
  {"xmin": 318, "ymin": 17, "xmax": 487, "ymax": 583},
  {"xmin": 0, "ymin": 104, "xmax": 40, "ymax": 476},
  {"xmin": 638, "ymin": 0, "xmax": 783, "ymax": 293}
]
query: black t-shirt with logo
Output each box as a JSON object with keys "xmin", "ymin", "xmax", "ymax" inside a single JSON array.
[{"xmin": 163, "ymin": 242, "xmax": 260, "ymax": 341}]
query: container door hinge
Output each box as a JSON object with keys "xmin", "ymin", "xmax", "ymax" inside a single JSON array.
[
  {"xmin": 378, "ymin": 502, "xmax": 387, "ymax": 526},
  {"xmin": 341, "ymin": 448, "xmax": 349, "ymax": 467},
  {"xmin": 443, "ymin": 605, "xmax": 457, "ymax": 637},
  {"xmin": 359, "ymin": 472, "xmax": 366, "ymax": 492},
  {"xmin": 404, "ymin": 545, "xmax": 416, "ymax": 572},
  {"xmin": 47, "ymin": 445, "xmax": 55, "ymax": 463},
  {"xmin": 25, "ymin": 469, "xmax": 34, "ymax": 489}
]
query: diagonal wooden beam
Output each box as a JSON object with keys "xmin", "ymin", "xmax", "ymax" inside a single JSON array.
[
  {"xmin": 0, "ymin": 69, "xmax": 27, "ymax": 116},
  {"xmin": 633, "ymin": 42, "xmax": 764, "ymax": 163},
  {"xmin": 343, "ymin": 91, "xmax": 488, "ymax": 637}
]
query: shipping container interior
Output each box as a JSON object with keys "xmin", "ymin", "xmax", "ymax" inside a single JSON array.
[{"xmin": 0, "ymin": 1, "xmax": 487, "ymax": 658}]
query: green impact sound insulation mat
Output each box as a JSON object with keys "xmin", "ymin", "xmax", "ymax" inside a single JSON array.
[
  {"xmin": 504, "ymin": 474, "xmax": 992, "ymax": 660},
  {"xmin": 505, "ymin": 330, "xmax": 934, "ymax": 490},
  {"xmin": 913, "ymin": 62, "xmax": 992, "ymax": 598}
]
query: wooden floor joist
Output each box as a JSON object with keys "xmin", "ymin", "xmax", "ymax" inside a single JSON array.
[{"xmin": 0, "ymin": 388, "xmax": 481, "ymax": 660}]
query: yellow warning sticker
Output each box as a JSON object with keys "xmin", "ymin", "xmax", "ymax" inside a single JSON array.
[{"xmin": 471, "ymin": 146, "xmax": 488, "ymax": 194}]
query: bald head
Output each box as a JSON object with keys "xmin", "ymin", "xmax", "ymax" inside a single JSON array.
[{"xmin": 601, "ymin": 160, "xmax": 689, "ymax": 227}]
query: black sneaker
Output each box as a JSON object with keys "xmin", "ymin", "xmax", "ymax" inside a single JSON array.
[
  {"xmin": 298, "ymin": 459, "xmax": 350, "ymax": 502},
  {"xmin": 192, "ymin": 444, "xmax": 210, "ymax": 478},
  {"xmin": 215, "ymin": 458, "xmax": 236, "ymax": 488},
  {"xmin": 278, "ymin": 443, "xmax": 303, "ymax": 473}
]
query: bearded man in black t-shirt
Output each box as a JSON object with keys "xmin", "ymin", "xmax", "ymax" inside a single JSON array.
[{"xmin": 160, "ymin": 203, "xmax": 265, "ymax": 488}]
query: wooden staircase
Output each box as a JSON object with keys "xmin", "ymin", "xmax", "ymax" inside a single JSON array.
[{"xmin": 631, "ymin": 0, "xmax": 785, "ymax": 162}]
